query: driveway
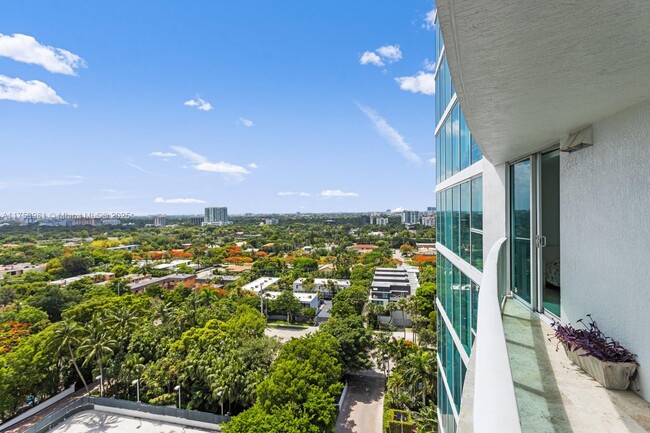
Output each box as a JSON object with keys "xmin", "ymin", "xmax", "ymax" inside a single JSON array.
[
  {"xmin": 264, "ymin": 325, "xmax": 316, "ymax": 342},
  {"xmin": 336, "ymin": 371, "xmax": 385, "ymax": 433}
]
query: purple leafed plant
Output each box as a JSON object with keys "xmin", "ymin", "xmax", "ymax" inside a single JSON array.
[{"xmin": 550, "ymin": 314, "xmax": 637, "ymax": 363}]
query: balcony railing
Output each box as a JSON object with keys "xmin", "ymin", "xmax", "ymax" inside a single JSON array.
[{"xmin": 459, "ymin": 237, "xmax": 522, "ymax": 433}]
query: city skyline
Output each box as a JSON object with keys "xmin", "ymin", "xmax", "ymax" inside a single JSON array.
[{"xmin": 0, "ymin": 0, "xmax": 438, "ymax": 214}]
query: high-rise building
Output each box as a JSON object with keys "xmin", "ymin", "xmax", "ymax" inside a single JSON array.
[
  {"xmin": 401, "ymin": 210, "xmax": 421, "ymax": 225},
  {"xmin": 189, "ymin": 215, "xmax": 204, "ymax": 226},
  {"xmin": 421, "ymin": 216, "xmax": 436, "ymax": 227},
  {"xmin": 203, "ymin": 207, "xmax": 229, "ymax": 226},
  {"xmin": 371, "ymin": 216, "xmax": 389, "ymax": 226},
  {"xmin": 427, "ymin": 206, "xmax": 436, "ymax": 216},
  {"xmin": 153, "ymin": 215, "xmax": 167, "ymax": 227},
  {"xmin": 433, "ymin": 2, "xmax": 650, "ymax": 432}
]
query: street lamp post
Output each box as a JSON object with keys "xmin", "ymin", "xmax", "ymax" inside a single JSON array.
[
  {"xmin": 174, "ymin": 385, "xmax": 181, "ymax": 409},
  {"xmin": 383, "ymin": 354, "xmax": 389, "ymax": 377},
  {"xmin": 95, "ymin": 374, "xmax": 103, "ymax": 397},
  {"xmin": 217, "ymin": 391, "xmax": 223, "ymax": 416},
  {"xmin": 132, "ymin": 379, "xmax": 140, "ymax": 403}
]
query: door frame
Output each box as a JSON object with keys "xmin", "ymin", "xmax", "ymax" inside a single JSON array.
[{"xmin": 508, "ymin": 146, "xmax": 559, "ymax": 315}]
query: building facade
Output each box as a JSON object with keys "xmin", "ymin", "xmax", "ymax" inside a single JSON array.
[
  {"xmin": 203, "ymin": 207, "xmax": 229, "ymax": 225},
  {"xmin": 401, "ymin": 210, "xmax": 421, "ymax": 225},
  {"xmin": 432, "ymin": 7, "xmax": 484, "ymax": 431},
  {"xmin": 434, "ymin": 1, "xmax": 650, "ymax": 432},
  {"xmin": 153, "ymin": 215, "xmax": 167, "ymax": 227}
]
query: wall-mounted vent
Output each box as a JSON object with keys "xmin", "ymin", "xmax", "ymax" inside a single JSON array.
[{"xmin": 560, "ymin": 126, "xmax": 593, "ymax": 152}]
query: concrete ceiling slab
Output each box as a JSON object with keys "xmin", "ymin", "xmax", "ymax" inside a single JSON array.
[{"xmin": 437, "ymin": 0, "xmax": 650, "ymax": 164}]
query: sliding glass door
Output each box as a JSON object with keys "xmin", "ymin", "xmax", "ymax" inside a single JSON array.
[
  {"xmin": 510, "ymin": 158, "xmax": 533, "ymax": 305},
  {"xmin": 510, "ymin": 151, "xmax": 561, "ymax": 316}
]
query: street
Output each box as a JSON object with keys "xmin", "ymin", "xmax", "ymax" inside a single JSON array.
[{"xmin": 335, "ymin": 371, "xmax": 385, "ymax": 433}]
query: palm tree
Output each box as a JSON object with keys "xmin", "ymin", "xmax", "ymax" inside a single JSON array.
[
  {"xmin": 106, "ymin": 305, "xmax": 138, "ymax": 349},
  {"xmin": 414, "ymin": 404, "xmax": 438, "ymax": 433},
  {"xmin": 77, "ymin": 314, "xmax": 117, "ymax": 396},
  {"xmin": 49, "ymin": 320, "xmax": 90, "ymax": 393},
  {"xmin": 401, "ymin": 349, "xmax": 437, "ymax": 406},
  {"xmin": 396, "ymin": 298, "xmax": 408, "ymax": 339}
]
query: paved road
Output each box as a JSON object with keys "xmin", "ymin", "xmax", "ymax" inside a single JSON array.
[
  {"xmin": 336, "ymin": 371, "xmax": 385, "ymax": 433},
  {"xmin": 263, "ymin": 325, "xmax": 317, "ymax": 342}
]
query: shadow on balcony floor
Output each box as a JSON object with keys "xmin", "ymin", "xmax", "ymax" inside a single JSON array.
[{"xmin": 503, "ymin": 299, "xmax": 650, "ymax": 433}]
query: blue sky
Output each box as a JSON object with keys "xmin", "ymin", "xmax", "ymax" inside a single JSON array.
[{"xmin": 0, "ymin": 1, "xmax": 438, "ymax": 215}]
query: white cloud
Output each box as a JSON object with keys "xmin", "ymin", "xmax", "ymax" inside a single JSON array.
[
  {"xmin": 395, "ymin": 72, "xmax": 436, "ymax": 96},
  {"xmin": 0, "ymin": 33, "xmax": 86, "ymax": 75},
  {"xmin": 360, "ymin": 51, "xmax": 383, "ymax": 67},
  {"xmin": 391, "ymin": 207, "xmax": 406, "ymax": 213},
  {"xmin": 321, "ymin": 190, "xmax": 359, "ymax": 197},
  {"xmin": 239, "ymin": 117, "xmax": 254, "ymax": 127},
  {"xmin": 360, "ymin": 45, "xmax": 403, "ymax": 67},
  {"xmin": 184, "ymin": 97, "xmax": 213, "ymax": 111},
  {"xmin": 424, "ymin": 9, "xmax": 436, "ymax": 29},
  {"xmin": 171, "ymin": 146, "xmax": 250, "ymax": 180},
  {"xmin": 356, "ymin": 103, "xmax": 421, "ymax": 164},
  {"xmin": 423, "ymin": 58, "xmax": 436, "ymax": 71},
  {"xmin": 154, "ymin": 197, "xmax": 207, "ymax": 204},
  {"xmin": 27, "ymin": 176, "xmax": 83, "ymax": 187},
  {"xmin": 429, "ymin": 157, "xmax": 436, "ymax": 164},
  {"xmin": 278, "ymin": 191, "xmax": 311, "ymax": 197},
  {"xmin": 150, "ymin": 151, "xmax": 177, "ymax": 158},
  {"xmin": 0, "ymin": 75, "xmax": 67, "ymax": 104},
  {"xmin": 376, "ymin": 45, "xmax": 402, "ymax": 63},
  {"xmin": 248, "ymin": 163, "xmax": 258, "ymax": 169}
]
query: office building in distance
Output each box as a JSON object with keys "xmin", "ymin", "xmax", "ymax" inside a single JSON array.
[
  {"xmin": 203, "ymin": 207, "xmax": 230, "ymax": 226},
  {"xmin": 153, "ymin": 215, "xmax": 167, "ymax": 227},
  {"xmin": 401, "ymin": 210, "xmax": 421, "ymax": 225}
]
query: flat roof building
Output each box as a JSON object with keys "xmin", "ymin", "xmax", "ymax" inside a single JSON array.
[{"xmin": 241, "ymin": 277, "xmax": 279, "ymax": 294}]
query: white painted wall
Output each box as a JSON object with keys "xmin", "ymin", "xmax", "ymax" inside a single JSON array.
[
  {"xmin": 561, "ymin": 99, "xmax": 650, "ymax": 400},
  {"xmin": 482, "ymin": 160, "xmax": 508, "ymax": 266}
]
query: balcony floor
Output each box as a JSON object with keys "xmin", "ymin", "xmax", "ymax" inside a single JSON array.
[{"xmin": 504, "ymin": 299, "xmax": 650, "ymax": 432}]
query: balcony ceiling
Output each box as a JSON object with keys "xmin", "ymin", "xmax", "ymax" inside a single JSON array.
[{"xmin": 436, "ymin": 0, "xmax": 650, "ymax": 164}]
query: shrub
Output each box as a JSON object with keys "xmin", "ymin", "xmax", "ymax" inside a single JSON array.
[{"xmin": 550, "ymin": 315, "xmax": 636, "ymax": 363}]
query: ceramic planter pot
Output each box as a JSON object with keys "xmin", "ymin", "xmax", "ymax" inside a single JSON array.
[{"xmin": 563, "ymin": 344, "xmax": 638, "ymax": 390}]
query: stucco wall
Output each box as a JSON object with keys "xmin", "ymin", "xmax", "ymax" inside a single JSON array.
[
  {"xmin": 561, "ymin": 99, "xmax": 650, "ymax": 400},
  {"xmin": 482, "ymin": 159, "xmax": 508, "ymax": 265}
]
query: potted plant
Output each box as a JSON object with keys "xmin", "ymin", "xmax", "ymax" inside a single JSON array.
[{"xmin": 550, "ymin": 315, "xmax": 638, "ymax": 390}]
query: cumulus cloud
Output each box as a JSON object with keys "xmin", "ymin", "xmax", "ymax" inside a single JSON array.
[
  {"xmin": 360, "ymin": 51, "xmax": 383, "ymax": 67},
  {"xmin": 239, "ymin": 117, "xmax": 254, "ymax": 127},
  {"xmin": 395, "ymin": 72, "xmax": 436, "ymax": 95},
  {"xmin": 154, "ymin": 197, "xmax": 207, "ymax": 204},
  {"xmin": 376, "ymin": 45, "xmax": 402, "ymax": 63},
  {"xmin": 360, "ymin": 44, "xmax": 402, "ymax": 67},
  {"xmin": 0, "ymin": 33, "xmax": 86, "ymax": 75},
  {"xmin": 356, "ymin": 103, "xmax": 421, "ymax": 164},
  {"xmin": 184, "ymin": 97, "xmax": 213, "ymax": 111},
  {"xmin": 150, "ymin": 151, "xmax": 177, "ymax": 158},
  {"xmin": 321, "ymin": 190, "xmax": 359, "ymax": 197},
  {"xmin": 248, "ymin": 163, "xmax": 258, "ymax": 169},
  {"xmin": 423, "ymin": 58, "xmax": 436, "ymax": 71},
  {"xmin": 424, "ymin": 9, "xmax": 436, "ymax": 29},
  {"xmin": 429, "ymin": 157, "xmax": 436, "ymax": 164},
  {"xmin": 172, "ymin": 146, "xmax": 250, "ymax": 181},
  {"xmin": 278, "ymin": 191, "xmax": 311, "ymax": 197},
  {"xmin": 0, "ymin": 75, "xmax": 67, "ymax": 104}
]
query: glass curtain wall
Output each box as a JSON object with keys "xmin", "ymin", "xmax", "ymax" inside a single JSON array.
[{"xmin": 434, "ymin": 8, "xmax": 484, "ymax": 433}]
